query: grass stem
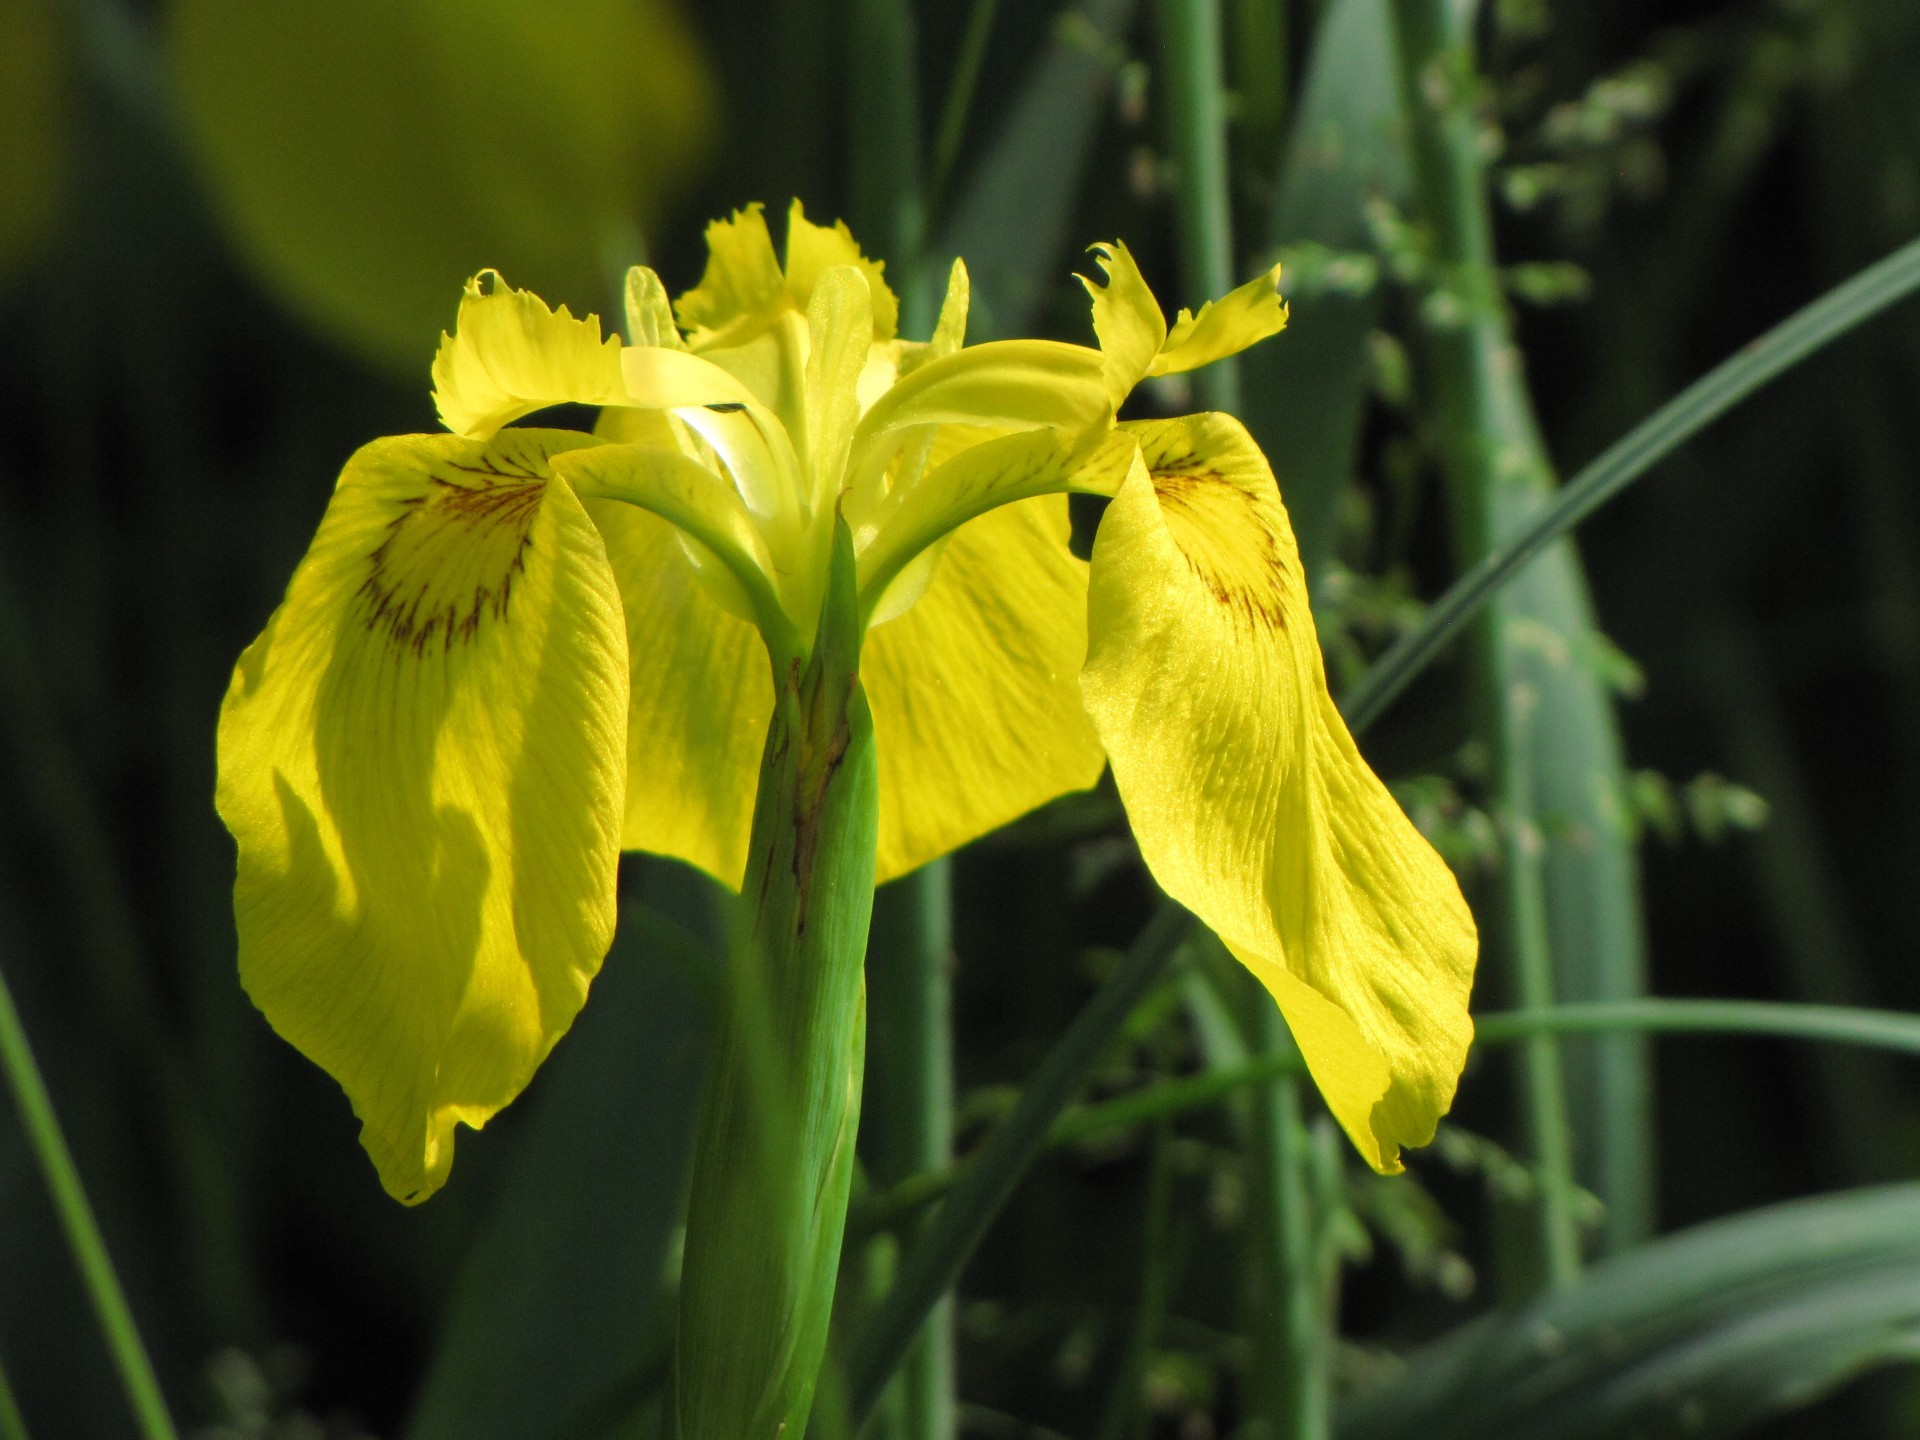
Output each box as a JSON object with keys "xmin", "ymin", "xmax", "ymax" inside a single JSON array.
[{"xmin": 0, "ymin": 960, "xmax": 177, "ymax": 1440}]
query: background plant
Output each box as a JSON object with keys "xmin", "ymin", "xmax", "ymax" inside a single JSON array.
[{"xmin": 6, "ymin": 0, "xmax": 1920, "ymax": 1437}]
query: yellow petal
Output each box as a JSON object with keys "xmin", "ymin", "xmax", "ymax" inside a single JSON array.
[
  {"xmin": 432, "ymin": 271, "xmax": 626, "ymax": 438},
  {"xmin": 1078, "ymin": 415, "xmax": 1476, "ymax": 1172},
  {"xmin": 166, "ymin": 0, "xmax": 713, "ymax": 371},
  {"xmin": 553, "ymin": 442, "xmax": 798, "ymax": 660},
  {"xmin": 624, "ymin": 264, "xmax": 687, "ymax": 349},
  {"xmin": 672, "ymin": 203, "xmax": 787, "ymax": 349},
  {"xmin": 1079, "ymin": 241, "xmax": 1167, "ymax": 405},
  {"xmin": 783, "ymin": 198, "xmax": 899, "ymax": 342},
  {"xmin": 584, "ymin": 496, "xmax": 772, "ymax": 889},
  {"xmin": 864, "ymin": 495, "xmax": 1106, "ymax": 881},
  {"xmin": 856, "ymin": 427, "xmax": 1136, "ymax": 618},
  {"xmin": 215, "ymin": 429, "xmax": 628, "ymax": 1202},
  {"xmin": 804, "ymin": 265, "xmax": 875, "ymax": 500},
  {"xmin": 1153, "ymin": 263, "xmax": 1288, "ymax": 377}
]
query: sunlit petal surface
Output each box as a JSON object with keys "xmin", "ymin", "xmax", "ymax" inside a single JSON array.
[
  {"xmin": 215, "ymin": 429, "xmax": 628, "ymax": 1201},
  {"xmin": 1080, "ymin": 414, "xmax": 1476, "ymax": 1172}
]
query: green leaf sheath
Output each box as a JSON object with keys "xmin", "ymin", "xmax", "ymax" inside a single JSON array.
[
  {"xmin": 673, "ymin": 520, "xmax": 880, "ymax": 1440},
  {"xmin": 1389, "ymin": 0, "xmax": 1646, "ymax": 1275}
]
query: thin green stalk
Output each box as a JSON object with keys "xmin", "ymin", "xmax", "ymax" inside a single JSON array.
[
  {"xmin": 856, "ymin": 994, "xmax": 1920, "ymax": 1241},
  {"xmin": 1157, "ymin": 0, "xmax": 1241, "ymax": 414},
  {"xmin": 1160, "ymin": 0, "xmax": 1332, "ymax": 1423},
  {"xmin": 865, "ymin": 864, "xmax": 958, "ymax": 1440},
  {"xmin": 0, "ymin": 1355, "xmax": 28, "ymax": 1440},
  {"xmin": 847, "ymin": 904, "xmax": 1195, "ymax": 1424},
  {"xmin": 1390, "ymin": 0, "xmax": 1584, "ymax": 1290},
  {"xmin": 1244, "ymin": 1001, "xmax": 1329, "ymax": 1440},
  {"xmin": 928, "ymin": 0, "xmax": 1004, "ymax": 220},
  {"xmin": 1341, "ymin": 231, "xmax": 1920, "ymax": 736},
  {"xmin": 849, "ymin": 0, "xmax": 929, "ymax": 329},
  {"xmin": 1474, "ymin": 1000, "xmax": 1920, "ymax": 1055},
  {"xmin": 1095, "ymin": 1119, "xmax": 1177, "ymax": 1440},
  {"xmin": 0, "ymin": 961, "xmax": 177, "ymax": 1440}
]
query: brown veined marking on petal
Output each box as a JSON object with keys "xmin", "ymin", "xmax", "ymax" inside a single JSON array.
[
  {"xmin": 356, "ymin": 450, "xmax": 548, "ymax": 658},
  {"xmin": 1139, "ymin": 428, "xmax": 1289, "ymax": 633}
]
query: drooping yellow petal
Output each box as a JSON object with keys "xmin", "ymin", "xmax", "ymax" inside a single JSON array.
[
  {"xmin": 432, "ymin": 271, "xmax": 626, "ymax": 437},
  {"xmin": 583, "ymin": 494, "xmax": 772, "ymax": 889},
  {"xmin": 1078, "ymin": 415, "xmax": 1476, "ymax": 1172},
  {"xmin": 215, "ymin": 429, "xmax": 628, "ymax": 1202},
  {"xmin": 865, "ymin": 495, "xmax": 1106, "ymax": 881},
  {"xmin": 1154, "ymin": 263, "xmax": 1288, "ymax": 376},
  {"xmin": 783, "ymin": 198, "xmax": 898, "ymax": 342}
]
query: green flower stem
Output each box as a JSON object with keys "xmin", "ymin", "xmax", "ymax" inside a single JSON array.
[
  {"xmin": 1161, "ymin": 0, "xmax": 1332, "ymax": 1422},
  {"xmin": 864, "ymin": 865, "xmax": 958, "ymax": 1440},
  {"xmin": 847, "ymin": 904, "xmax": 1196, "ymax": 1425},
  {"xmin": 0, "ymin": 960, "xmax": 178, "ymax": 1440},
  {"xmin": 673, "ymin": 519, "xmax": 879, "ymax": 1440},
  {"xmin": 1390, "ymin": 0, "xmax": 1582, "ymax": 1291},
  {"xmin": 0, "ymin": 1354, "xmax": 29, "ymax": 1440},
  {"xmin": 1340, "ymin": 229, "xmax": 1920, "ymax": 738}
]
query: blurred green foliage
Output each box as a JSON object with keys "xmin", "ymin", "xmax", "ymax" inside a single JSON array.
[{"xmin": 6, "ymin": 0, "xmax": 1920, "ymax": 1436}]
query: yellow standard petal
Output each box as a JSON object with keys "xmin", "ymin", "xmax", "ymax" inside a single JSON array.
[
  {"xmin": 864, "ymin": 495, "xmax": 1106, "ymax": 882},
  {"xmin": 215, "ymin": 428, "xmax": 629, "ymax": 1202},
  {"xmin": 1078, "ymin": 414, "xmax": 1476, "ymax": 1172},
  {"xmin": 672, "ymin": 199, "xmax": 899, "ymax": 350},
  {"xmin": 432, "ymin": 271, "xmax": 626, "ymax": 438}
]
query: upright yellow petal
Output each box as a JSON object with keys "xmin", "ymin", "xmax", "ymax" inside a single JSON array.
[
  {"xmin": 1080, "ymin": 241, "xmax": 1166, "ymax": 405},
  {"xmin": 805, "ymin": 265, "xmax": 875, "ymax": 499},
  {"xmin": 673, "ymin": 203, "xmax": 787, "ymax": 349},
  {"xmin": 584, "ymin": 496, "xmax": 772, "ymax": 889},
  {"xmin": 1078, "ymin": 415, "xmax": 1476, "ymax": 1172},
  {"xmin": 215, "ymin": 429, "xmax": 628, "ymax": 1202},
  {"xmin": 624, "ymin": 264, "xmax": 688, "ymax": 349},
  {"xmin": 432, "ymin": 271, "xmax": 626, "ymax": 437},
  {"xmin": 864, "ymin": 496, "xmax": 1106, "ymax": 881},
  {"xmin": 783, "ymin": 199, "xmax": 899, "ymax": 342}
]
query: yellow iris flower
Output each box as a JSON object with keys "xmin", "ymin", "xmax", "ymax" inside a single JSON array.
[{"xmin": 215, "ymin": 201, "xmax": 1477, "ymax": 1204}]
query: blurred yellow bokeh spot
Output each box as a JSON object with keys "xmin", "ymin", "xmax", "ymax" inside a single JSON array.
[
  {"xmin": 0, "ymin": 0, "xmax": 67, "ymax": 289},
  {"xmin": 167, "ymin": 0, "xmax": 714, "ymax": 371}
]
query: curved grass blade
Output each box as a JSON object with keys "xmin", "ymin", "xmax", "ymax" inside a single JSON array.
[
  {"xmin": 0, "ymin": 959, "xmax": 177, "ymax": 1440},
  {"xmin": 1342, "ymin": 231, "xmax": 1920, "ymax": 737},
  {"xmin": 1339, "ymin": 1183, "xmax": 1920, "ymax": 1440}
]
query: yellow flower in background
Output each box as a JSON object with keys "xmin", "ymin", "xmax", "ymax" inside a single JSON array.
[
  {"xmin": 0, "ymin": 0, "xmax": 67, "ymax": 290},
  {"xmin": 167, "ymin": 0, "xmax": 713, "ymax": 370},
  {"xmin": 215, "ymin": 201, "xmax": 1476, "ymax": 1202}
]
